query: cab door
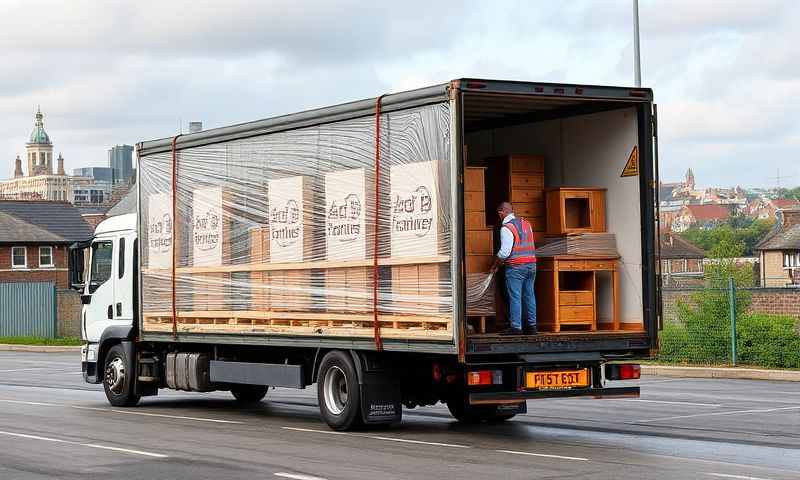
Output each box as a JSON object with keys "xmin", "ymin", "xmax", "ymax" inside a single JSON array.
[
  {"xmin": 111, "ymin": 232, "xmax": 136, "ymax": 326},
  {"xmin": 84, "ymin": 238, "xmax": 115, "ymax": 342}
]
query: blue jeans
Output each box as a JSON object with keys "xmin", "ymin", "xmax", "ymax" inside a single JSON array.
[{"xmin": 504, "ymin": 263, "xmax": 537, "ymax": 331}]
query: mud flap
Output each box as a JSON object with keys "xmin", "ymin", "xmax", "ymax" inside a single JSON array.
[{"xmin": 351, "ymin": 351, "xmax": 402, "ymax": 425}]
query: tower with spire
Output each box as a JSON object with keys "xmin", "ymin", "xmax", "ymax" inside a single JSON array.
[{"xmin": 26, "ymin": 106, "xmax": 54, "ymax": 176}]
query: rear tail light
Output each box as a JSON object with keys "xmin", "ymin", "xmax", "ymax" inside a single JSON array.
[
  {"xmin": 606, "ymin": 363, "xmax": 641, "ymax": 380},
  {"xmin": 467, "ymin": 369, "xmax": 503, "ymax": 386}
]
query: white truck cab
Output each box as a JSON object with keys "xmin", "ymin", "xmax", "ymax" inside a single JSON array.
[{"xmin": 72, "ymin": 214, "xmax": 138, "ymax": 389}]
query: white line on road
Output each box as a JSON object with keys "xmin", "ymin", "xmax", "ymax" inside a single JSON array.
[
  {"xmin": 281, "ymin": 426, "xmax": 348, "ymax": 435},
  {"xmin": 617, "ymin": 399, "xmax": 721, "ymax": 407},
  {"xmin": 275, "ymin": 473, "xmax": 328, "ymax": 480},
  {"xmin": 706, "ymin": 473, "xmax": 774, "ymax": 480},
  {"xmin": 281, "ymin": 426, "xmax": 470, "ymax": 448},
  {"xmin": 0, "ymin": 399, "xmax": 59, "ymax": 407},
  {"xmin": 367, "ymin": 435, "xmax": 470, "ymax": 449},
  {"xmin": 84, "ymin": 443, "xmax": 168, "ymax": 458},
  {"xmin": 0, "ymin": 430, "xmax": 167, "ymax": 458},
  {"xmin": 638, "ymin": 405, "xmax": 800, "ymax": 423},
  {"xmin": 496, "ymin": 449, "xmax": 589, "ymax": 461},
  {"xmin": 71, "ymin": 405, "xmax": 244, "ymax": 424},
  {"xmin": 0, "ymin": 367, "xmax": 75, "ymax": 373}
]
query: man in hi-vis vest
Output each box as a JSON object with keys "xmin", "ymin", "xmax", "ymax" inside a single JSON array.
[{"xmin": 490, "ymin": 202, "xmax": 537, "ymax": 335}]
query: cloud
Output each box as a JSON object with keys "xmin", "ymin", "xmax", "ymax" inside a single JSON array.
[{"xmin": 0, "ymin": 0, "xmax": 798, "ymax": 189}]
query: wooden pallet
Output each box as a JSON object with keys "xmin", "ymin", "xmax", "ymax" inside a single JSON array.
[{"xmin": 142, "ymin": 310, "xmax": 452, "ymax": 339}]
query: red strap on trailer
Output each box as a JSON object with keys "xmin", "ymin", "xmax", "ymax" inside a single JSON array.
[
  {"xmin": 171, "ymin": 135, "xmax": 181, "ymax": 339},
  {"xmin": 372, "ymin": 96, "xmax": 386, "ymax": 351}
]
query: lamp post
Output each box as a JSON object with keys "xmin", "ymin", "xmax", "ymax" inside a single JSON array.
[{"xmin": 633, "ymin": 0, "xmax": 642, "ymax": 87}]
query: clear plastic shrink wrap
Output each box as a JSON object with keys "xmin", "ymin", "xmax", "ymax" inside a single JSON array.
[{"xmin": 139, "ymin": 104, "xmax": 454, "ymax": 340}]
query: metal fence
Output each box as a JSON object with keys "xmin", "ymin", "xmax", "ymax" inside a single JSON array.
[
  {"xmin": 659, "ymin": 281, "xmax": 800, "ymax": 368},
  {"xmin": 0, "ymin": 281, "xmax": 57, "ymax": 338}
]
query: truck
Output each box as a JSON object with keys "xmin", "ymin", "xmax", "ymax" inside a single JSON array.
[{"xmin": 72, "ymin": 78, "xmax": 659, "ymax": 431}]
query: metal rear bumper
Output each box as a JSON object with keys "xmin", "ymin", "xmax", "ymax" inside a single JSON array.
[{"xmin": 469, "ymin": 386, "xmax": 639, "ymax": 405}]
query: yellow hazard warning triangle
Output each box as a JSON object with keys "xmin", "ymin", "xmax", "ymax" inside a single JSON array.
[{"xmin": 621, "ymin": 146, "xmax": 639, "ymax": 177}]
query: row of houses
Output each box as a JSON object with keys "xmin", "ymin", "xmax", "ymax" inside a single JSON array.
[{"xmin": 660, "ymin": 207, "xmax": 800, "ymax": 288}]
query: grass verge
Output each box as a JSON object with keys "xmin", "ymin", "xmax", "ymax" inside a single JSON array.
[{"xmin": 0, "ymin": 336, "xmax": 82, "ymax": 346}]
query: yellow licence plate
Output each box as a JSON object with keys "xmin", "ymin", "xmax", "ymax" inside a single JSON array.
[{"xmin": 526, "ymin": 369, "xmax": 590, "ymax": 390}]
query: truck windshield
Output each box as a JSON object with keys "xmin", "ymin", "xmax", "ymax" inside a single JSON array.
[{"xmin": 89, "ymin": 241, "xmax": 113, "ymax": 293}]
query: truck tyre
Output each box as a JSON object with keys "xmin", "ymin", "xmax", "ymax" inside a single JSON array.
[
  {"xmin": 317, "ymin": 350, "xmax": 363, "ymax": 431},
  {"xmin": 231, "ymin": 385, "xmax": 269, "ymax": 403},
  {"xmin": 446, "ymin": 397, "xmax": 515, "ymax": 423},
  {"xmin": 103, "ymin": 344, "xmax": 140, "ymax": 407}
]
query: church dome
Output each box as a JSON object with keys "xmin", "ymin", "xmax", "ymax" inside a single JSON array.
[{"xmin": 28, "ymin": 107, "xmax": 52, "ymax": 145}]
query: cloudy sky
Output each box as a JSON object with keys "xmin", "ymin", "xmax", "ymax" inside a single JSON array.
[{"xmin": 1, "ymin": 0, "xmax": 797, "ymax": 188}]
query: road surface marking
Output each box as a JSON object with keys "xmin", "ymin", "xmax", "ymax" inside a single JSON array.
[
  {"xmin": 0, "ymin": 367, "xmax": 72, "ymax": 373},
  {"xmin": 706, "ymin": 473, "xmax": 774, "ymax": 480},
  {"xmin": 497, "ymin": 449, "xmax": 589, "ymax": 461},
  {"xmin": 85, "ymin": 444, "xmax": 168, "ymax": 458},
  {"xmin": 0, "ymin": 430, "xmax": 70, "ymax": 443},
  {"xmin": 0, "ymin": 399, "xmax": 59, "ymax": 407},
  {"xmin": 282, "ymin": 426, "xmax": 469, "ymax": 448},
  {"xmin": 274, "ymin": 473, "xmax": 328, "ymax": 480},
  {"xmin": 71, "ymin": 405, "xmax": 243, "ymax": 424},
  {"xmin": 0, "ymin": 430, "xmax": 167, "ymax": 458},
  {"xmin": 281, "ymin": 426, "xmax": 348, "ymax": 435},
  {"xmin": 617, "ymin": 399, "xmax": 721, "ymax": 407},
  {"xmin": 366, "ymin": 435, "xmax": 470, "ymax": 449},
  {"xmin": 638, "ymin": 405, "xmax": 800, "ymax": 423}
]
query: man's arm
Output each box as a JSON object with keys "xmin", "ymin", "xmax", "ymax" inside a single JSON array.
[{"xmin": 490, "ymin": 225, "xmax": 513, "ymax": 273}]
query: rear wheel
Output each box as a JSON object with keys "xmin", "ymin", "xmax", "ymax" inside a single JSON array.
[
  {"xmin": 231, "ymin": 385, "xmax": 269, "ymax": 403},
  {"xmin": 446, "ymin": 396, "xmax": 516, "ymax": 423},
  {"xmin": 317, "ymin": 350, "xmax": 363, "ymax": 431},
  {"xmin": 103, "ymin": 344, "xmax": 140, "ymax": 407}
]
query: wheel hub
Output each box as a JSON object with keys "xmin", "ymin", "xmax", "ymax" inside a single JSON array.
[
  {"xmin": 105, "ymin": 357, "xmax": 126, "ymax": 394},
  {"xmin": 323, "ymin": 366, "xmax": 348, "ymax": 415}
]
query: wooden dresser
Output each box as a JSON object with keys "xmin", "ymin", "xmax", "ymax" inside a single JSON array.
[{"xmin": 535, "ymin": 255, "xmax": 620, "ymax": 332}]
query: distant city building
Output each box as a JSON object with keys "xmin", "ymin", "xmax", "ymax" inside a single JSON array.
[
  {"xmin": 108, "ymin": 144, "xmax": 134, "ymax": 185},
  {"xmin": 0, "ymin": 108, "xmax": 72, "ymax": 202},
  {"xmin": 73, "ymin": 166, "xmax": 113, "ymax": 183},
  {"xmin": 672, "ymin": 204, "xmax": 732, "ymax": 232}
]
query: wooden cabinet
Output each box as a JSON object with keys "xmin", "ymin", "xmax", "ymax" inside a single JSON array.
[
  {"xmin": 535, "ymin": 256, "xmax": 620, "ymax": 332},
  {"xmin": 483, "ymin": 155, "xmax": 545, "ymax": 232},
  {"xmin": 545, "ymin": 187, "xmax": 606, "ymax": 235}
]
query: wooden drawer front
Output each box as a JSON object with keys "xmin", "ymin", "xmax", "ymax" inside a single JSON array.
[
  {"xmin": 530, "ymin": 216, "xmax": 545, "ymax": 232},
  {"xmin": 584, "ymin": 259, "xmax": 616, "ymax": 271},
  {"xmin": 464, "ymin": 191, "xmax": 485, "ymax": 212},
  {"xmin": 510, "ymin": 189, "xmax": 544, "ymax": 203},
  {"xmin": 511, "ymin": 175, "xmax": 544, "ymax": 189},
  {"xmin": 557, "ymin": 260, "xmax": 586, "ymax": 271},
  {"xmin": 559, "ymin": 291, "xmax": 593, "ymax": 306},
  {"xmin": 465, "ymin": 211, "xmax": 487, "ymax": 231},
  {"xmin": 464, "ymin": 168, "xmax": 485, "ymax": 192},
  {"xmin": 466, "ymin": 254, "xmax": 494, "ymax": 273},
  {"xmin": 559, "ymin": 306, "xmax": 594, "ymax": 323},
  {"xmin": 510, "ymin": 155, "xmax": 545, "ymax": 173},
  {"xmin": 515, "ymin": 202, "xmax": 544, "ymax": 218},
  {"xmin": 466, "ymin": 229, "xmax": 493, "ymax": 254}
]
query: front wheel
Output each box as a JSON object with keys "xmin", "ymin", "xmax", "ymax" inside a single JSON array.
[
  {"xmin": 317, "ymin": 351, "xmax": 363, "ymax": 431},
  {"xmin": 103, "ymin": 344, "xmax": 140, "ymax": 407}
]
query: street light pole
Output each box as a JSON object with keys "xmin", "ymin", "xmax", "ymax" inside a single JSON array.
[{"xmin": 633, "ymin": 0, "xmax": 642, "ymax": 87}]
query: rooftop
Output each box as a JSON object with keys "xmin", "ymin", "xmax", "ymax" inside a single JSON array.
[{"xmin": 0, "ymin": 200, "xmax": 92, "ymax": 243}]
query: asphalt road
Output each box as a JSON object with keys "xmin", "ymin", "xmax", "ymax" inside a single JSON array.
[{"xmin": 1, "ymin": 351, "xmax": 799, "ymax": 480}]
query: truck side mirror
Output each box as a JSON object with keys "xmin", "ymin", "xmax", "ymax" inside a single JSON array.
[{"xmin": 69, "ymin": 240, "xmax": 90, "ymax": 291}]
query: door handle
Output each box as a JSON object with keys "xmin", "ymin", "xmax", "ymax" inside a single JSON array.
[
  {"xmin": 116, "ymin": 303, "xmax": 122, "ymax": 317},
  {"xmin": 107, "ymin": 305, "xmax": 113, "ymax": 319}
]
